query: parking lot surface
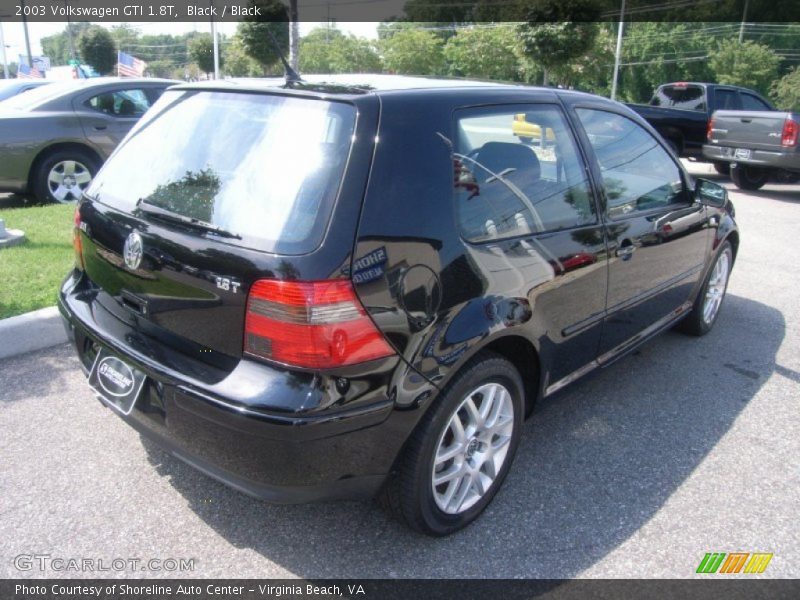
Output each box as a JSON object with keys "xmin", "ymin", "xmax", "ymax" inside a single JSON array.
[{"xmin": 1, "ymin": 162, "xmax": 798, "ymax": 578}]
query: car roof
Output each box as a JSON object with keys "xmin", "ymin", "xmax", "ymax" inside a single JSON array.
[{"xmin": 175, "ymin": 73, "xmax": 524, "ymax": 96}]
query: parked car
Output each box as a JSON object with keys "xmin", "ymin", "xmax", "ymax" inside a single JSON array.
[
  {"xmin": 704, "ymin": 110, "xmax": 800, "ymax": 190},
  {"xmin": 0, "ymin": 78, "xmax": 52, "ymax": 101},
  {"xmin": 0, "ymin": 77, "xmax": 176, "ymax": 203},
  {"xmin": 59, "ymin": 74, "xmax": 739, "ymax": 536},
  {"xmin": 627, "ymin": 82, "xmax": 775, "ymax": 169}
]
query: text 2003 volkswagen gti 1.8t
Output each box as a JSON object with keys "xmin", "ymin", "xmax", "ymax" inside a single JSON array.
[{"xmin": 59, "ymin": 75, "xmax": 738, "ymax": 536}]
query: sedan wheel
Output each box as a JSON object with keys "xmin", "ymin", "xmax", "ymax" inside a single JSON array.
[
  {"xmin": 702, "ymin": 248, "xmax": 730, "ymax": 325},
  {"xmin": 432, "ymin": 382, "xmax": 515, "ymax": 514},
  {"xmin": 47, "ymin": 160, "xmax": 93, "ymax": 203},
  {"xmin": 382, "ymin": 352, "xmax": 524, "ymax": 536}
]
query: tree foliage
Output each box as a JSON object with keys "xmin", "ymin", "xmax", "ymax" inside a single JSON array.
[
  {"xmin": 709, "ymin": 39, "xmax": 781, "ymax": 96},
  {"xmin": 78, "ymin": 26, "xmax": 116, "ymax": 75},
  {"xmin": 770, "ymin": 66, "xmax": 800, "ymax": 111},
  {"xmin": 41, "ymin": 22, "xmax": 91, "ymax": 65},
  {"xmin": 189, "ymin": 34, "xmax": 219, "ymax": 75},
  {"xmin": 237, "ymin": 0, "xmax": 290, "ymax": 75},
  {"xmin": 299, "ymin": 28, "xmax": 381, "ymax": 74},
  {"xmin": 443, "ymin": 25, "xmax": 519, "ymax": 81},
  {"xmin": 380, "ymin": 29, "xmax": 445, "ymax": 75},
  {"xmin": 517, "ymin": 0, "xmax": 601, "ymax": 85}
]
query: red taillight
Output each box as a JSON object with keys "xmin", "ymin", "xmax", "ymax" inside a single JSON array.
[
  {"xmin": 706, "ymin": 117, "xmax": 715, "ymax": 141},
  {"xmin": 244, "ymin": 279, "xmax": 395, "ymax": 369},
  {"xmin": 781, "ymin": 117, "xmax": 798, "ymax": 147},
  {"xmin": 73, "ymin": 206, "xmax": 84, "ymax": 270}
]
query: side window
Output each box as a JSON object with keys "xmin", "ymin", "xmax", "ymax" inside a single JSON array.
[
  {"xmin": 741, "ymin": 93, "xmax": 771, "ymax": 111},
  {"xmin": 85, "ymin": 89, "xmax": 151, "ymax": 117},
  {"xmin": 575, "ymin": 108, "xmax": 686, "ymax": 219},
  {"xmin": 453, "ymin": 105, "xmax": 595, "ymax": 243},
  {"xmin": 715, "ymin": 89, "xmax": 739, "ymax": 110}
]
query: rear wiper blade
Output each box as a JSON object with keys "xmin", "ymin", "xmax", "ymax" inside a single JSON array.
[{"xmin": 136, "ymin": 199, "xmax": 241, "ymax": 239}]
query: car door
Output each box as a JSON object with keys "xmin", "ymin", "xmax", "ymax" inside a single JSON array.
[
  {"xmin": 572, "ymin": 106, "xmax": 708, "ymax": 359},
  {"xmin": 451, "ymin": 103, "xmax": 608, "ymax": 388},
  {"xmin": 76, "ymin": 87, "xmax": 154, "ymax": 157}
]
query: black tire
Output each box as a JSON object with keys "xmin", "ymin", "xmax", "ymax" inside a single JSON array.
[
  {"xmin": 729, "ymin": 163, "xmax": 768, "ymax": 191},
  {"xmin": 381, "ymin": 352, "xmax": 525, "ymax": 536},
  {"xmin": 677, "ymin": 241, "xmax": 733, "ymax": 336},
  {"xmin": 666, "ymin": 138, "xmax": 680, "ymax": 156},
  {"xmin": 518, "ymin": 136, "xmax": 534, "ymax": 144},
  {"xmin": 32, "ymin": 148, "xmax": 99, "ymax": 204},
  {"xmin": 712, "ymin": 161, "xmax": 730, "ymax": 176}
]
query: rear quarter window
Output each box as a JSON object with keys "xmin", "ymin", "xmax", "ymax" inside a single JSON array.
[{"xmin": 87, "ymin": 90, "xmax": 356, "ymax": 255}]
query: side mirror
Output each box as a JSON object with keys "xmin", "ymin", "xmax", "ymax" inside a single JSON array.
[{"xmin": 695, "ymin": 178, "xmax": 728, "ymax": 208}]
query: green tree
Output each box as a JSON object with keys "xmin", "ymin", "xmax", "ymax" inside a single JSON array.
[
  {"xmin": 771, "ymin": 66, "xmax": 800, "ymax": 111},
  {"xmin": 41, "ymin": 22, "xmax": 91, "ymax": 65},
  {"xmin": 443, "ymin": 25, "xmax": 520, "ymax": 81},
  {"xmin": 710, "ymin": 39, "xmax": 781, "ymax": 96},
  {"xmin": 109, "ymin": 23, "xmax": 139, "ymax": 53},
  {"xmin": 223, "ymin": 35, "xmax": 262, "ymax": 77},
  {"xmin": 189, "ymin": 34, "xmax": 219, "ymax": 76},
  {"xmin": 299, "ymin": 28, "xmax": 381, "ymax": 74},
  {"xmin": 78, "ymin": 26, "xmax": 117, "ymax": 75},
  {"xmin": 517, "ymin": 0, "xmax": 601, "ymax": 86},
  {"xmin": 237, "ymin": 0, "xmax": 290, "ymax": 75},
  {"xmin": 381, "ymin": 29, "xmax": 445, "ymax": 75}
]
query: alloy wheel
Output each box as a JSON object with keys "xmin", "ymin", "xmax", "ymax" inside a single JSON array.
[{"xmin": 47, "ymin": 160, "xmax": 92, "ymax": 203}]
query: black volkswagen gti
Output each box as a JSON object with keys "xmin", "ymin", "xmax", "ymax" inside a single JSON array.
[{"xmin": 59, "ymin": 74, "xmax": 739, "ymax": 536}]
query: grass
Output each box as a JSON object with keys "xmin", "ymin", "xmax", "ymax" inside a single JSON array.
[{"xmin": 0, "ymin": 203, "xmax": 75, "ymax": 319}]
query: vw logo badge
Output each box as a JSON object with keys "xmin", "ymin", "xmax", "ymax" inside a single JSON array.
[{"xmin": 123, "ymin": 232, "xmax": 143, "ymax": 271}]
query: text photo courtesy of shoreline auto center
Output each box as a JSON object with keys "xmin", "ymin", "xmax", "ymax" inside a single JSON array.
[{"xmin": 0, "ymin": 0, "xmax": 798, "ymax": 598}]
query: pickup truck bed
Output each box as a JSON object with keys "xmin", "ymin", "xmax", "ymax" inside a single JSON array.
[{"xmin": 704, "ymin": 110, "xmax": 800, "ymax": 190}]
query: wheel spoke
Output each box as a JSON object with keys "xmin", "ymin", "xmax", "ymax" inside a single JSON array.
[
  {"xmin": 435, "ymin": 442, "xmax": 462, "ymax": 465},
  {"xmin": 463, "ymin": 396, "xmax": 482, "ymax": 431},
  {"xmin": 75, "ymin": 171, "xmax": 92, "ymax": 184},
  {"xmin": 52, "ymin": 185, "xmax": 69, "ymax": 201},
  {"xmin": 449, "ymin": 474, "xmax": 473, "ymax": 513},
  {"xmin": 63, "ymin": 161, "xmax": 75, "ymax": 176},
  {"xmin": 433, "ymin": 463, "xmax": 462, "ymax": 486}
]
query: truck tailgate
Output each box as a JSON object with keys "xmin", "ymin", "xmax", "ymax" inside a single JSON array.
[{"xmin": 708, "ymin": 110, "xmax": 794, "ymax": 151}]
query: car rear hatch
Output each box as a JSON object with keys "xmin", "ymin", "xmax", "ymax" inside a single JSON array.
[
  {"xmin": 709, "ymin": 110, "xmax": 796, "ymax": 152},
  {"xmin": 76, "ymin": 86, "xmax": 378, "ymax": 368}
]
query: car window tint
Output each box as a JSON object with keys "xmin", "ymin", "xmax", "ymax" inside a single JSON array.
[
  {"xmin": 650, "ymin": 84, "xmax": 705, "ymax": 111},
  {"xmin": 715, "ymin": 89, "xmax": 739, "ymax": 110},
  {"xmin": 575, "ymin": 108, "xmax": 686, "ymax": 219},
  {"xmin": 453, "ymin": 105, "xmax": 595, "ymax": 242},
  {"xmin": 85, "ymin": 89, "xmax": 151, "ymax": 117},
  {"xmin": 740, "ymin": 93, "xmax": 771, "ymax": 111}
]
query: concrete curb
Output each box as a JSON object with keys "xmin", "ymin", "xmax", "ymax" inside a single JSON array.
[{"xmin": 0, "ymin": 306, "xmax": 67, "ymax": 360}]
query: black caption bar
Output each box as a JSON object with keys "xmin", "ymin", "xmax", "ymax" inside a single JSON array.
[
  {"xmin": 3, "ymin": 579, "xmax": 800, "ymax": 600},
  {"xmin": 0, "ymin": 0, "xmax": 799, "ymax": 23}
]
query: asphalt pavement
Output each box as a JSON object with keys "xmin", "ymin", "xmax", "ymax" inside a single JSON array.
[{"xmin": 1, "ymin": 163, "xmax": 798, "ymax": 579}]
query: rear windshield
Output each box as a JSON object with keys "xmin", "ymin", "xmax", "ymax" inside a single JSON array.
[
  {"xmin": 88, "ymin": 90, "xmax": 356, "ymax": 254},
  {"xmin": 650, "ymin": 84, "xmax": 705, "ymax": 111}
]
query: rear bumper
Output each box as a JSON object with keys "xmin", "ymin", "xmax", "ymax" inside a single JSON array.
[
  {"xmin": 58, "ymin": 272, "xmax": 410, "ymax": 503},
  {"xmin": 703, "ymin": 144, "xmax": 800, "ymax": 172}
]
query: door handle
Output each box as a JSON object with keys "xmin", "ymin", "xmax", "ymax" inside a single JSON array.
[
  {"xmin": 615, "ymin": 244, "xmax": 636, "ymax": 259},
  {"xmin": 93, "ymin": 124, "xmax": 107, "ymax": 131}
]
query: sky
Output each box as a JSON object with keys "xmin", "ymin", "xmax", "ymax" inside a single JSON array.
[{"xmin": 0, "ymin": 21, "xmax": 379, "ymax": 63}]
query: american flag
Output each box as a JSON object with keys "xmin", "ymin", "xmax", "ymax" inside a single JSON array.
[
  {"xmin": 17, "ymin": 63, "xmax": 43, "ymax": 79},
  {"xmin": 117, "ymin": 51, "xmax": 147, "ymax": 78}
]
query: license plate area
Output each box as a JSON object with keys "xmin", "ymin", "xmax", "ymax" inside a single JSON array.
[
  {"xmin": 734, "ymin": 148, "xmax": 751, "ymax": 160},
  {"xmin": 88, "ymin": 348, "xmax": 146, "ymax": 415}
]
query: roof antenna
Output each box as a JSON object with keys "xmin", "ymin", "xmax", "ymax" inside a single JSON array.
[{"xmin": 265, "ymin": 25, "xmax": 302, "ymax": 86}]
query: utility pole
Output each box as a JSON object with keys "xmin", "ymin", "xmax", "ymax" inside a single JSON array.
[
  {"xmin": 610, "ymin": 0, "xmax": 626, "ymax": 101},
  {"xmin": 289, "ymin": 0, "xmax": 299, "ymax": 70},
  {"xmin": 0, "ymin": 21, "xmax": 9, "ymax": 79},
  {"xmin": 65, "ymin": 1, "xmax": 77, "ymax": 62},
  {"xmin": 20, "ymin": 0, "xmax": 33, "ymax": 68},
  {"xmin": 210, "ymin": 0, "xmax": 219, "ymax": 79},
  {"xmin": 739, "ymin": 0, "xmax": 749, "ymax": 43}
]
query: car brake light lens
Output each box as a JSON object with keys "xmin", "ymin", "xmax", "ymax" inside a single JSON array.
[
  {"xmin": 73, "ymin": 206, "xmax": 84, "ymax": 270},
  {"xmin": 244, "ymin": 279, "xmax": 395, "ymax": 369},
  {"xmin": 781, "ymin": 117, "xmax": 798, "ymax": 147},
  {"xmin": 706, "ymin": 117, "xmax": 715, "ymax": 141}
]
